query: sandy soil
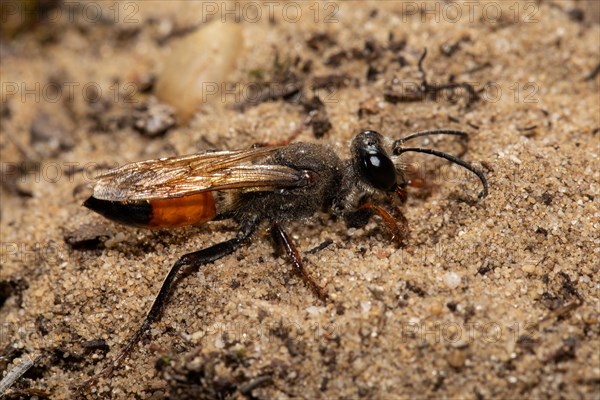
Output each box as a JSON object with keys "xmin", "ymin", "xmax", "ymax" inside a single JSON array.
[{"xmin": 1, "ymin": 1, "xmax": 599, "ymax": 399}]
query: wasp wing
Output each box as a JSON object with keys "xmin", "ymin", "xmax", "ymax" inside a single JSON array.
[{"xmin": 92, "ymin": 147, "xmax": 308, "ymax": 201}]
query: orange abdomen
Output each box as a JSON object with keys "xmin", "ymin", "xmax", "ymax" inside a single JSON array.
[
  {"xmin": 148, "ymin": 192, "xmax": 217, "ymax": 228},
  {"xmin": 84, "ymin": 192, "xmax": 217, "ymax": 229}
]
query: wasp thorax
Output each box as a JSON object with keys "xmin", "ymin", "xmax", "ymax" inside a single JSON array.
[{"xmin": 352, "ymin": 130, "xmax": 397, "ymax": 192}]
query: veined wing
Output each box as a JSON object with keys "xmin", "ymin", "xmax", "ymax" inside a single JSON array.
[{"xmin": 91, "ymin": 147, "xmax": 309, "ymax": 201}]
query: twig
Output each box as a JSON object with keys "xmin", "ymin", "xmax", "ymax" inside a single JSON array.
[{"xmin": 0, "ymin": 353, "xmax": 41, "ymax": 396}]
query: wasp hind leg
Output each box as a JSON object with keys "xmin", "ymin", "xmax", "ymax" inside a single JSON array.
[
  {"xmin": 271, "ymin": 222, "xmax": 328, "ymax": 301},
  {"xmin": 78, "ymin": 218, "xmax": 258, "ymax": 390}
]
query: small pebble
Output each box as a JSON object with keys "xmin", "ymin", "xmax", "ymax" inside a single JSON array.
[
  {"xmin": 447, "ymin": 349, "xmax": 466, "ymax": 369},
  {"xmin": 444, "ymin": 272, "xmax": 461, "ymax": 289}
]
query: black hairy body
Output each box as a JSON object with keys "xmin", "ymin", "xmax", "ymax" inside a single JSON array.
[{"xmin": 228, "ymin": 143, "xmax": 344, "ymax": 223}]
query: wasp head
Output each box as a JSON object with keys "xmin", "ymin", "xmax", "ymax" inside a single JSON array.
[
  {"xmin": 351, "ymin": 130, "xmax": 401, "ymax": 193},
  {"xmin": 350, "ymin": 129, "xmax": 488, "ymax": 198}
]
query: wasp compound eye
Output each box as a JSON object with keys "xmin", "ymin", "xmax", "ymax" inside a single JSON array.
[
  {"xmin": 354, "ymin": 130, "xmax": 397, "ymax": 192},
  {"xmin": 360, "ymin": 151, "xmax": 397, "ymax": 191}
]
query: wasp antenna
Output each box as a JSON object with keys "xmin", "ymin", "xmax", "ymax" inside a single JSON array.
[
  {"xmin": 392, "ymin": 129, "xmax": 468, "ymax": 148},
  {"xmin": 393, "ymin": 147, "xmax": 488, "ymax": 198}
]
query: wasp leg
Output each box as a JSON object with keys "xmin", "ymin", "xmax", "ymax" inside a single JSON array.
[
  {"xmin": 400, "ymin": 164, "xmax": 435, "ymax": 200},
  {"xmin": 396, "ymin": 183, "xmax": 409, "ymax": 203},
  {"xmin": 78, "ymin": 219, "xmax": 257, "ymax": 389},
  {"xmin": 364, "ymin": 203, "xmax": 409, "ymax": 244},
  {"xmin": 271, "ymin": 222, "xmax": 328, "ymax": 301}
]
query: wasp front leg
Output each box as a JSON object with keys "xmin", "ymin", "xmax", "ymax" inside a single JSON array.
[
  {"xmin": 344, "ymin": 202, "xmax": 409, "ymax": 245},
  {"xmin": 402, "ymin": 162, "xmax": 435, "ymax": 199}
]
